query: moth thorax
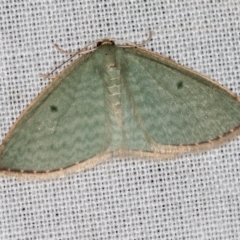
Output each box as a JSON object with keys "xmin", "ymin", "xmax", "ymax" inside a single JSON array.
[
  {"xmin": 106, "ymin": 70, "xmax": 121, "ymax": 108},
  {"xmin": 104, "ymin": 62, "xmax": 122, "ymax": 125}
]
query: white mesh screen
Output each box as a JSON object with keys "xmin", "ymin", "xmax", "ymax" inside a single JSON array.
[{"xmin": 0, "ymin": 1, "xmax": 240, "ymax": 239}]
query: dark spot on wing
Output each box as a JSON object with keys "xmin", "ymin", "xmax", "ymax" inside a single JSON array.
[
  {"xmin": 50, "ymin": 105, "xmax": 58, "ymax": 112},
  {"xmin": 177, "ymin": 81, "xmax": 183, "ymax": 89}
]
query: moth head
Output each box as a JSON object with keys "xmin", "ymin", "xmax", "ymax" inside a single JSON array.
[{"xmin": 97, "ymin": 39, "xmax": 115, "ymax": 47}]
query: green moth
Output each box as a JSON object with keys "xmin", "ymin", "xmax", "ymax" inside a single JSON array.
[{"xmin": 0, "ymin": 38, "xmax": 240, "ymax": 177}]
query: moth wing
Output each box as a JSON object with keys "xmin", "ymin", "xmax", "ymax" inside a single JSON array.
[
  {"xmin": 0, "ymin": 51, "xmax": 108, "ymax": 172},
  {"xmin": 119, "ymin": 47, "xmax": 240, "ymax": 153}
]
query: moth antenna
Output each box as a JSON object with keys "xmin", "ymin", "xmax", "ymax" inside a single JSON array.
[
  {"xmin": 138, "ymin": 30, "xmax": 152, "ymax": 47},
  {"xmin": 42, "ymin": 32, "xmax": 152, "ymax": 77},
  {"xmin": 41, "ymin": 48, "xmax": 94, "ymax": 77},
  {"xmin": 54, "ymin": 44, "xmax": 79, "ymax": 56},
  {"xmin": 39, "ymin": 73, "xmax": 56, "ymax": 79},
  {"xmin": 105, "ymin": 31, "xmax": 153, "ymax": 48}
]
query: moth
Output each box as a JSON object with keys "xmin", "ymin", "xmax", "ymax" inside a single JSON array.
[{"xmin": 0, "ymin": 36, "xmax": 240, "ymax": 177}]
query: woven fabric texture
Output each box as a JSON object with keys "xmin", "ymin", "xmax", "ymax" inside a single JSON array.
[{"xmin": 0, "ymin": 1, "xmax": 239, "ymax": 239}]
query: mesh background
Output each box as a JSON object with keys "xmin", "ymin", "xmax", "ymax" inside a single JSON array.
[{"xmin": 0, "ymin": 0, "xmax": 240, "ymax": 239}]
